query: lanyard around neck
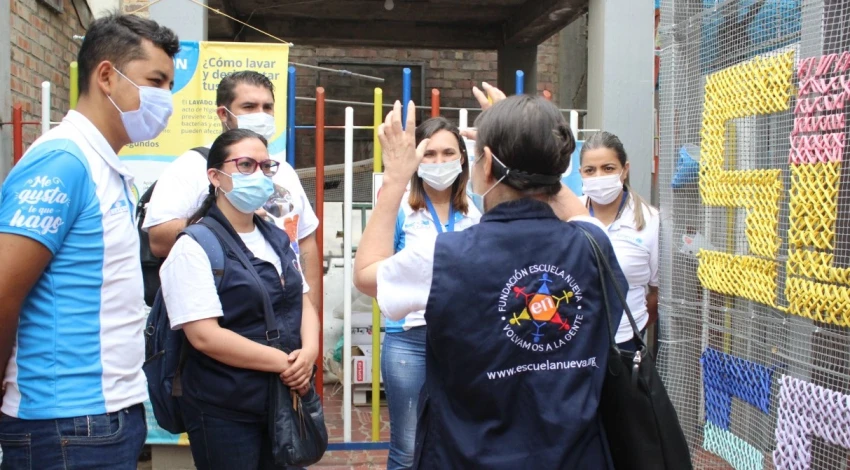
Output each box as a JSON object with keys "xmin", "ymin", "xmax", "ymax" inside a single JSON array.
[{"xmin": 424, "ymin": 193, "xmax": 455, "ymax": 233}]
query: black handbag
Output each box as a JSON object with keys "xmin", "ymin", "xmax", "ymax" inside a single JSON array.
[
  {"xmin": 209, "ymin": 217, "xmax": 329, "ymax": 468},
  {"xmin": 581, "ymin": 228, "xmax": 692, "ymax": 470}
]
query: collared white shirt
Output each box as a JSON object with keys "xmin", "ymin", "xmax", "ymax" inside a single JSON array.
[
  {"xmin": 379, "ymin": 193, "xmax": 481, "ymax": 331},
  {"xmin": 142, "ymin": 147, "xmax": 319, "ymax": 254},
  {"xmin": 161, "ymin": 226, "xmax": 308, "ymax": 330},
  {"xmin": 0, "ymin": 111, "xmax": 147, "ymax": 419},
  {"xmin": 580, "ymin": 194, "xmax": 659, "ymax": 343}
]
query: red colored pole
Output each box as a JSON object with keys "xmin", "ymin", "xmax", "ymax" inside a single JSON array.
[
  {"xmin": 431, "ymin": 89, "xmax": 440, "ymax": 118},
  {"xmin": 12, "ymin": 104, "xmax": 23, "ymax": 165},
  {"xmin": 314, "ymin": 87, "xmax": 325, "ymax": 400}
]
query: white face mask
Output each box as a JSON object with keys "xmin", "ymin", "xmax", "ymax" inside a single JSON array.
[
  {"xmin": 468, "ymin": 153, "xmax": 508, "ymax": 213},
  {"xmin": 418, "ymin": 159, "xmax": 462, "ymax": 191},
  {"xmin": 108, "ymin": 68, "xmax": 173, "ymax": 143},
  {"xmin": 226, "ymin": 109, "xmax": 276, "ymax": 140},
  {"xmin": 582, "ymin": 173, "xmax": 623, "ymax": 205}
]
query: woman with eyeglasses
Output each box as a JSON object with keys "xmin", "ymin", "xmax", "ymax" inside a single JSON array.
[{"xmin": 158, "ymin": 129, "xmax": 320, "ymax": 469}]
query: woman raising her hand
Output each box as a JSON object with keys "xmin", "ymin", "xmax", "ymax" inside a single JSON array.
[{"xmin": 355, "ymin": 95, "xmax": 627, "ymax": 469}]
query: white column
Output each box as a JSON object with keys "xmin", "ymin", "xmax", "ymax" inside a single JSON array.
[
  {"xmin": 342, "ymin": 107, "xmax": 354, "ymax": 442},
  {"xmin": 149, "ymin": 0, "xmax": 208, "ymax": 42},
  {"xmin": 587, "ymin": 0, "xmax": 654, "ymax": 198}
]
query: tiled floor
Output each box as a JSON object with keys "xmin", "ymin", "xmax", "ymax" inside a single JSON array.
[
  {"xmin": 313, "ymin": 382, "xmax": 391, "ymax": 469},
  {"xmin": 137, "ymin": 386, "xmax": 739, "ymax": 469}
]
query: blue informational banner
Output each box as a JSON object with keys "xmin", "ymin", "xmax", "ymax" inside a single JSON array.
[{"xmin": 561, "ymin": 141, "xmax": 584, "ymax": 197}]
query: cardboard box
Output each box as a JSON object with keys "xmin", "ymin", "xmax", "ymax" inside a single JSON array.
[
  {"xmin": 351, "ymin": 326, "xmax": 385, "ymax": 345},
  {"xmin": 352, "ymin": 345, "xmax": 383, "ymax": 384}
]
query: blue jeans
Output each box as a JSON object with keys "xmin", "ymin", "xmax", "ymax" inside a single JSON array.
[
  {"xmin": 381, "ymin": 326, "xmax": 427, "ymax": 470},
  {"xmin": 0, "ymin": 404, "xmax": 146, "ymax": 470},
  {"xmin": 178, "ymin": 396, "xmax": 303, "ymax": 470}
]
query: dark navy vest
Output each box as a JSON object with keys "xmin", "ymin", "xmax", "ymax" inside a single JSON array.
[
  {"xmin": 414, "ymin": 199, "xmax": 626, "ymax": 469},
  {"xmin": 182, "ymin": 205, "xmax": 303, "ymax": 421}
]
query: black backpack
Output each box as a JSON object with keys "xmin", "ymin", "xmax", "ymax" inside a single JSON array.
[
  {"xmin": 138, "ymin": 147, "xmax": 210, "ymax": 307},
  {"xmin": 143, "ymin": 221, "xmax": 225, "ymax": 434}
]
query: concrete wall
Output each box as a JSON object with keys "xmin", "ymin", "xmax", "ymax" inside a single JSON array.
[
  {"xmin": 586, "ymin": 0, "xmax": 654, "ymax": 199},
  {"xmin": 88, "ymin": 0, "xmax": 119, "ymax": 17},
  {"xmin": 558, "ymin": 12, "xmax": 588, "ymax": 111}
]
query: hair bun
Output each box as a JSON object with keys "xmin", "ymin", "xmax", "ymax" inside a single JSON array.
[{"xmin": 555, "ymin": 123, "xmax": 576, "ymax": 160}]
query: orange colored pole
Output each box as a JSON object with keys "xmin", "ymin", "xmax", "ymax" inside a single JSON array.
[
  {"xmin": 12, "ymin": 104, "xmax": 23, "ymax": 165},
  {"xmin": 315, "ymin": 87, "xmax": 325, "ymax": 400},
  {"xmin": 431, "ymin": 89, "xmax": 440, "ymax": 118}
]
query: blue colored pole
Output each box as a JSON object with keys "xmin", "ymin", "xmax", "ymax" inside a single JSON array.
[
  {"xmin": 515, "ymin": 70, "xmax": 524, "ymax": 95},
  {"xmin": 287, "ymin": 66, "xmax": 296, "ymax": 167},
  {"xmin": 402, "ymin": 68, "xmax": 411, "ymax": 130}
]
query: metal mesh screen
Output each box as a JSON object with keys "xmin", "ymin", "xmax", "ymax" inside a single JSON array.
[{"xmin": 658, "ymin": 1, "xmax": 850, "ymax": 469}]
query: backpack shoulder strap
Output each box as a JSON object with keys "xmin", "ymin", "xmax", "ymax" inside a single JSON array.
[
  {"xmin": 139, "ymin": 182, "xmax": 157, "ymax": 207},
  {"xmin": 192, "ymin": 147, "xmax": 210, "ymax": 160},
  {"xmin": 180, "ymin": 223, "xmax": 225, "ymax": 291}
]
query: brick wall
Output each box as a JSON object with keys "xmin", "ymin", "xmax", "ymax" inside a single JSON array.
[
  {"xmin": 120, "ymin": 0, "xmax": 561, "ymax": 170},
  {"xmin": 10, "ymin": 0, "xmax": 83, "ymax": 150},
  {"xmin": 289, "ymin": 33, "xmax": 561, "ymax": 169}
]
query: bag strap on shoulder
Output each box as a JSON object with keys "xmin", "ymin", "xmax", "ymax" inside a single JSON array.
[
  {"xmin": 180, "ymin": 223, "xmax": 225, "ymax": 291},
  {"xmin": 193, "ymin": 147, "xmax": 210, "ymax": 160},
  {"xmin": 137, "ymin": 147, "xmax": 209, "ymax": 225},
  {"xmin": 198, "ymin": 217, "xmax": 285, "ymax": 348},
  {"xmin": 578, "ymin": 226, "xmax": 645, "ymax": 352}
]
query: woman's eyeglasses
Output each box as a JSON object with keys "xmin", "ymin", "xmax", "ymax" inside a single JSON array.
[{"xmin": 222, "ymin": 157, "xmax": 280, "ymax": 176}]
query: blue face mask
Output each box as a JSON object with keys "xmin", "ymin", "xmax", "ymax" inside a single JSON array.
[
  {"xmin": 467, "ymin": 152, "xmax": 508, "ymax": 213},
  {"xmin": 218, "ymin": 170, "xmax": 275, "ymax": 214}
]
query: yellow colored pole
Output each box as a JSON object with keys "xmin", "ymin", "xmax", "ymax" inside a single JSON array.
[
  {"xmin": 371, "ymin": 87, "xmax": 383, "ymax": 442},
  {"xmin": 374, "ymin": 88, "xmax": 383, "ymax": 171},
  {"xmin": 69, "ymin": 62, "xmax": 79, "ymax": 110}
]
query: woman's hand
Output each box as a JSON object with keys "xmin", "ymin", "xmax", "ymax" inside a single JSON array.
[
  {"xmin": 280, "ymin": 347, "xmax": 317, "ymax": 391},
  {"xmin": 473, "ymin": 82, "xmax": 506, "ymax": 111},
  {"xmin": 378, "ymin": 100, "xmax": 428, "ymax": 188},
  {"xmin": 461, "ymin": 82, "xmax": 508, "ymax": 141},
  {"xmin": 355, "ymin": 101, "xmax": 428, "ymax": 297}
]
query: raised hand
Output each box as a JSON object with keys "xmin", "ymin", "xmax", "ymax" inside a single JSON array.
[
  {"xmin": 377, "ymin": 100, "xmax": 427, "ymax": 187},
  {"xmin": 472, "ymin": 82, "xmax": 507, "ymax": 111},
  {"xmin": 462, "ymin": 82, "xmax": 508, "ymax": 141}
]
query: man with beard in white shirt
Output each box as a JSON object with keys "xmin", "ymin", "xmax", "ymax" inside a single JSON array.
[{"xmin": 143, "ymin": 71, "xmax": 321, "ymax": 310}]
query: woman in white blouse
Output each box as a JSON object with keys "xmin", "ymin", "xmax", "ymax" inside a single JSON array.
[
  {"xmin": 381, "ymin": 116, "xmax": 480, "ymax": 470},
  {"xmin": 579, "ymin": 131, "xmax": 660, "ymax": 350}
]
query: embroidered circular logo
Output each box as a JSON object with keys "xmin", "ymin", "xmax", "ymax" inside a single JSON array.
[{"xmin": 498, "ymin": 265, "xmax": 584, "ymax": 352}]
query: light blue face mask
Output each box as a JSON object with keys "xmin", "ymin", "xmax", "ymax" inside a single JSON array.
[
  {"xmin": 218, "ymin": 170, "xmax": 275, "ymax": 214},
  {"xmin": 467, "ymin": 152, "xmax": 508, "ymax": 213}
]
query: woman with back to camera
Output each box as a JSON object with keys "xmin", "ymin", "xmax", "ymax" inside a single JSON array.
[
  {"xmin": 158, "ymin": 128, "xmax": 320, "ymax": 470},
  {"xmin": 580, "ymin": 131, "xmax": 660, "ymax": 351},
  {"xmin": 381, "ymin": 116, "xmax": 481, "ymax": 469},
  {"xmin": 354, "ymin": 92, "xmax": 629, "ymax": 469}
]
